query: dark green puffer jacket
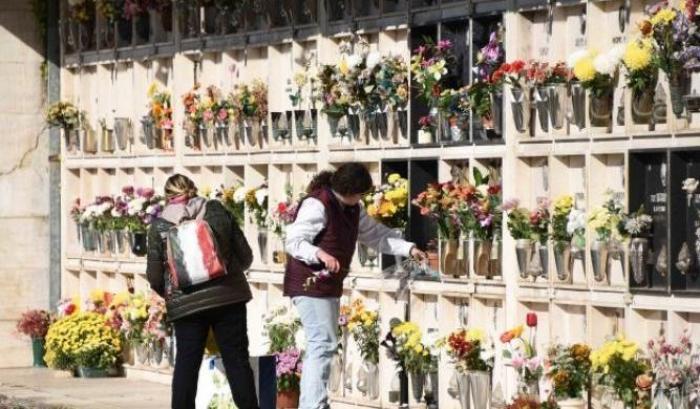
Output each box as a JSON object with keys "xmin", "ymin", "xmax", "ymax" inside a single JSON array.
[{"xmin": 146, "ymin": 200, "xmax": 253, "ymax": 322}]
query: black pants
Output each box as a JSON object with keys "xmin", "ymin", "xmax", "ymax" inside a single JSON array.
[{"xmin": 172, "ymin": 302, "xmax": 259, "ymax": 409}]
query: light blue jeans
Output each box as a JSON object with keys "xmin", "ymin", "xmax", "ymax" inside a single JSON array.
[{"xmin": 292, "ymin": 296, "xmax": 340, "ymax": 409}]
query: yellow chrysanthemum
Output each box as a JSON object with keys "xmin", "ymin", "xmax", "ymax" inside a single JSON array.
[
  {"xmin": 366, "ymin": 204, "xmax": 378, "ymax": 217},
  {"xmin": 650, "ymin": 8, "xmax": 677, "ymax": 26},
  {"xmin": 623, "ymin": 39, "xmax": 653, "ymax": 71},
  {"xmin": 388, "ymin": 173, "xmax": 401, "ymax": 184},
  {"xmin": 89, "ymin": 289, "xmax": 105, "ymax": 304},
  {"xmin": 147, "ymin": 81, "xmax": 159, "ymax": 98},
  {"xmin": 466, "ymin": 328, "xmax": 485, "ymax": 342},
  {"xmin": 574, "ymin": 56, "xmax": 597, "ymax": 82}
]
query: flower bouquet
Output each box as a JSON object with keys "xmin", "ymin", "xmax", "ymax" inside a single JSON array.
[
  {"xmin": 503, "ymin": 197, "xmax": 550, "ymax": 279},
  {"xmin": 46, "ymin": 101, "xmax": 84, "ymax": 151},
  {"xmin": 470, "ymin": 171, "xmax": 503, "ymax": 277},
  {"xmin": 230, "ymin": 79, "xmax": 268, "ymax": 147},
  {"xmin": 437, "ymin": 87, "xmax": 471, "ymax": 142},
  {"xmin": 440, "ymin": 328, "xmax": 494, "ymax": 409},
  {"xmin": 567, "ymin": 207, "xmax": 587, "ymax": 263},
  {"xmin": 494, "ymin": 60, "xmax": 529, "ymax": 132},
  {"xmin": 623, "ymin": 38, "xmax": 658, "ymax": 124},
  {"xmin": 287, "ymin": 64, "xmax": 320, "ymax": 140},
  {"xmin": 347, "ymin": 299, "xmax": 381, "ymax": 399},
  {"xmin": 319, "ymin": 63, "xmax": 352, "ymax": 139},
  {"xmin": 145, "ymin": 82, "xmax": 173, "ymax": 150},
  {"xmin": 263, "ymin": 305, "xmax": 302, "ymax": 354},
  {"xmin": 245, "ymin": 184, "xmax": 269, "ymax": 263},
  {"xmin": 551, "ymin": 195, "xmax": 575, "ymax": 281},
  {"xmin": 646, "ymin": 330, "xmax": 695, "ymax": 409},
  {"xmin": 471, "ymin": 27, "xmax": 505, "ymax": 137},
  {"xmin": 526, "ymin": 61, "xmax": 572, "ymax": 131},
  {"xmin": 385, "ymin": 320, "xmax": 435, "ymax": 401},
  {"xmin": 569, "ymin": 47, "xmax": 624, "ymax": 127},
  {"xmin": 501, "ymin": 315, "xmax": 543, "ymax": 399},
  {"xmin": 16, "ymin": 309, "xmax": 54, "ymax": 367},
  {"xmin": 364, "ymin": 173, "xmax": 409, "ymax": 230},
  {"xmin": 410, "ymin": 40, "xmax": 455, "ymax": 106},
  {"xmin": 545, "ymin": 343, "xmax": 592, "ymax": 408},
  {"xmin": 270, "ymin": 190, "xmax": 299, "ymax": 265},
  {"xmin": 591, "ymin": 335, "xmax": 648, "ymax": 408},
  {"xmin": 376, "ymin": 55, "xmax": 410, "ymax": 139},
  {"xmin": 587, "ymin": 193, "xmax": 625, "ymax": 282}
]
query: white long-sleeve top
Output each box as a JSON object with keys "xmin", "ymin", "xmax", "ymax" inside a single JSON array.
[{"xmin": 285, "ymin": 196, "xmax": 415, "ymax": 265}]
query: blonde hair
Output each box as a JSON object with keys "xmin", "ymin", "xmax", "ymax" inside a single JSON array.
[{"xmin": 164, "ymin": 174, "xmax": 197, "ymax": 200}]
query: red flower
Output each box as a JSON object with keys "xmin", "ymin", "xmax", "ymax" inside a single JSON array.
[
  {"xmin": 526, "ymin": 312, "xmax": 538, "ymax": 328},
  {"xmin": 277, "ymin": 202, "xmax": 288, "ymax": 213},
  {"xmin": 511, "ymin": 60, "xmax": 526, "ymax": 72},
  {"xmin": 64, "ymin": 304, "xmax": 76, "ymax": 316},
  {"xmin": 487, "ymin": 184, "xmax": 501, "ymax": 195}
]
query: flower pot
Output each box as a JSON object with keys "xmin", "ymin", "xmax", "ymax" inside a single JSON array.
[
  {"xmin": 329, "ymin": 354, "xmax": 342, "ymax": 393},
  {"xmin": 570, "ymin": 82, "xmax": 586, "ymax": 130},
  {"xmin": 105, "ymin": 230, "xmax": 117, "ymax": 255},
  {"xmin": 31, "ymin": 338, "xmax": 46, "ymax": 368},
  {"xmin": 83, "ymin": 128, "xmax": 98, "ymax": 153},
  {"xmin": 79, "ymin": 21, "xmax": 95, "ymax": 50},
  {"xmin": 554, "ymin": 241, "xmax": 573, "ymax": 282},
  {"xmin": 258, "ymin": 229, "xmax": 268, "ymax": 264},
  {"xmin": 141, "ymin": 116, "xmax": 155, "ymax": 149},
  {"xmin": 490, "ymin": 89, "xmax": 504, "ymax": 135},
  {"xmin": 534, "ymin": 86, "xmax": 550, "ymax": 132},
  {"xmin": 276, "ymin": 389, "xmax": 299, "ymax": 409},
  {"xmin": 114, "ymin": 118, "xmax": 132, "ymax": 151},
  {"xmin": 101, "ymin": 128, "xmax": 115, "ymax": 153},
  {"xmin": 294, "ymin": 110, "xmax": 315, "ymax": 140},
  {"xmin": 632, "ymin": 88, "xmax": 655, "ymax": 124},
  {"xmin": 77, "ymin": 367, "xmax": 111, "ymax": 378},
  {"xmin": 629, "ymin": 237, "xmax": 649, "ymax": 285},
  {"xmin": 669, "ymin": 73, "xmax": 688, "ymax": 118},
  {"xmin": 515, "ymin": 239, "xmax": 533, "ymax": 279},
  {"xmin": 130, "ymin": 232, "xmax": 148, "ymax": 257},
  {"xmin": 590, "ymin": 239, "xmax": 610, "ymax": 282},
  {"xmin": 358, "ymin": 242, "xmax": 378, "ymax": 268},
  {"xmin": 467, "ymin": 370, "xmax": 491, "ymax": 409},
  {"xmin": 557, "ymin": 398, "xmax": 586, "ymax": 409},
  {"xmin": 410, "ymin": 372, "xmax": 425, "ymax": 402},
  {"xmin": 440, "ymin": 239, "xmax": 465, "ymax": 277},
  {"xmin": 547, "ymin": 84, "xmax": 568, "ymax": 130},
  {"xmin": 589, "ymin": 92, "xmax": 613, "ymax": 128},
  {"xmin": 510, "ymin": 87, "xmax": 530, "ymax": 133},
  {"xmin": 456, "ymin": 371, "xmax": 470, "ymax": 409}
]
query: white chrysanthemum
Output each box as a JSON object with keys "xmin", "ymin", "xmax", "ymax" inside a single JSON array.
[
  {"xmin": 255, "ymin": 188, "xmax": 268, "ymax": 206},
  {"xmin": 366, "ymin": 52, "xmax": 381, "ymax": 70},
  {"xmin": 567, "ymin": 49, "xmax": 590, "ymax": 68},
  {"xmin": 594, "ymin": 46, "xmax": 623, "ymax": 75},
  {"xmin": 128, "ymin": 198, "xmax": 146, "ymax": 216},
  {"xmin": 609, "ymin": 44, "xmax": 625, "ymax": 64},
  {"xmin": 347, "ymin": 54, "xmax": 362, "ymax": 69},
  {"xmin": 233, "ymin": 187, "xmax": 248, "ymax": 203},
  {"xmin": 111, "ymin": 208, "xmax": 121, "ymax": 218}
]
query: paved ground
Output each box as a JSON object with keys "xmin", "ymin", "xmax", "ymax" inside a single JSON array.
[{"xmin": 0, "ymin": 368, "xmax": 170, "ymax": 409}]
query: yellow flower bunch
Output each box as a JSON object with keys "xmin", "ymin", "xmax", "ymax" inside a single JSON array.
[
  {"xmin": 364, "ymin": 174, "xmax": 409, "ymax": 229},
  {"xmin": 573, "ymin": 53, "xmax": 597, "ymax": 82},
  {"xmin": 587, "ymin": 207, "xmax": 612, "ymax": 231},
  {"xmin": 650, "ymin": 8, "xmax": 677, "ymax": 26},
  {"xmin": 553, "ymin": 195, "xmax": 574, "ymax": 217},
  {"xmin": 623, "ymin": 39, "xmax": 653, "ymax": 71},
  {"xmin": 347, "ymin": 299, "xmax": 378, "ymax": 332},
  {"xmin": 44, "ymin": 312, "xmax": 121, "ymax": 371},
  {"xmin": 391, "ymin": 320, "xmax": 433, "ymax": 373},
  {"xmin": 590, "ymin": 335, "xmax": 639, "ymax": 373}
]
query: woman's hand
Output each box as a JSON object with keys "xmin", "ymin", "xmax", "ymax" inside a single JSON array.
[
  {"xmin": 316, "ymin": 249, "xmax": 341, "ymax": 273},
  {"xmin": 410, "ymin": 246, "xmax": 427, "ymax": 262}
]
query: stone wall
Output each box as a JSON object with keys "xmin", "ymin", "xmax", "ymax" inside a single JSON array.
[{"xmin": 0, "ymin": 0, "xmax": 50, "ymax": 368}]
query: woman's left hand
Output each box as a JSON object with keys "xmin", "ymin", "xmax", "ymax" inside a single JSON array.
[{"xmin": 410, "ymin": 246, "xmax": 427, "ymax": 262}]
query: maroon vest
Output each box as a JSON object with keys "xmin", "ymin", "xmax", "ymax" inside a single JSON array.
[{"xmin": 284, "ymin": 188, "xmax": 360, "ymax": 298}]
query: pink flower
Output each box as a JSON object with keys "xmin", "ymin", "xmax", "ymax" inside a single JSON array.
[
  {"xmin": 511, "ymin": 356, "xmax": 525, "ymax": 369},
  {"xmin": 501, "ymin": 198, "xmax": 519, "ymax": 212},
  {"xmin": 203, "ymin": 110, "xmax": 214, "ymax": 122},
  {"xmin": 217, "ymin": 109, "xmax": 228, "ymax": 121}
]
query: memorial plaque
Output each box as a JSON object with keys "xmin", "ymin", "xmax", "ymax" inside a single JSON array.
[{"xmin": 670, "ymin": 150, "xmax": 700, "ymax": 292}]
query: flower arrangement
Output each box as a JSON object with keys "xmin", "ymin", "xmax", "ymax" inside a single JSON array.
[
  {"xmin": 467, "ymin": 168, "xmax": 503, "ymax": 241},
  {"xmin": 418, "ymin": 114, "xmax": 437, "ymax": 133},
  {"xmin": 566, "ymin": 208, "xmax": 587, "ymax": 251},
  {"xmin": 346, "ymin": 299, "xmax": 380, "ymax": 365},
  {"xmin": 68, "ymin": 0, "xmax": 93, "ymax": 23},
  {"xmin": 263, "ymin": 306, "xmax": 302, "ymax": 354},
  {"xmin": 276, "ymin": 348, "xmax": 303, "ymax": 392},
  {"xmin": 591, "ymin": 335, "xmax": 648, "ymax": 408},
  {"xmin": 551, "ymin": 195, "xmax": 574, "ymax": 247},
  {"xmin": 492, "ymin": 60, "xmax": 528, "ymax": 89},
  {"xmin": 587, "ymin": 193, "xmax": 625, "ymax": 242},
  {"xmin": 57, "ymin": 297, "xmax": 81, "ymax": 317},
  {"xmin": 501, "ymin": 314, "xmax": 543, "ymax": 388},
  {"xmin": 387, "ymin": 320, "xmax": 434, "ymax": 374},
  {"xmin": 270, "ymin": 192, "xmax": 299, "ymax": 239},
  {"xmin": 219, "ymin": 183, "xmax": 246, "ymax": 227},
  {"xmin": 74, "ymin": 187, "xmax": 163, "ymax": 234},
  {"xmin": 622, "ymin": 38, "xmax": 658, "ymax": 93},
  {"xmin": 647, "ymin": 330, "xmax": 695, "ymax": 389},
  {"xmin": 45, "ymin": 101, "xmax": 83, "ymax": 131},
  {"xmin": 318, "ymin": 64, "xmax": 352, "ymax": 118},
  {"xmin": 545, "ymin": 343, "xmax": 592, "ymax": 400},
  {"xmin": 122, "ymin": 292, "xmax": 150, "ymax": 345},
  {"xmin": 144, "ymin": 294, "xmax": 168, "ymax": 344},
  {"xmin": 245, "ymin": 184, "xmax": 268, "ymax": 229},
  {"xmin": 287, "ymin": 64, "xmax": 319, "ymax": 108},
  {"xmin": 437, "ymin": 87, "xmax": 470, "ymax": 119},
  {"xmin": 181, "ymin": 84, "xmax": 210, "ymax": 134},
  {"xmin": 439, "ymin": 328, "xmax": 494, "ymax": 373},
  {"xmin": 44, "ymin": 312, "xmax": 122, "ymax": 371},
  {"xmin": 412, "ymin": 182, "xmax": 462, "ymax": 240},
  {"xmin": 474, "ymin": 27, "xmax": 505, "ymax": 83},
  {"xmin": 642, "ymin": 4, "xmax": 700, "ymax": 79},
  {"xmin": 410, "ymin": 40, "xmax": 455, "ymax": 104},
  {"xmin": 502, "ymin": 200, "xmax": 533, "ymax": 241},
  {"xmin": 146, "ymin": 82, "xmax": 173, "ymax": 130},
  {"xmin": 230, "ymin": 79, "xmax": 268, "ymax": 124},
  {"xmin": 375, "ymin": 55, "xmax": 410, "ymax": 110},
  {"xmin": 622, "ymin": 205, "xmax": 653, "ymax": 237},
  {"xmin": 363, "ymin": 173, "xmax": 409, "ymax": 230},
  {"xmin": 96, "ymin": 0, "xmax": 121, "ymax": 22},
  {"xmin": 568, "ymin": 47, "xmax": 624, "ymax": 97},
  {"xmin": 16, "ymin": 310, "xmax": 54, "ymax": 339}
]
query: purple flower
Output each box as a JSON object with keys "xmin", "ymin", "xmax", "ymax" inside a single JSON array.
[
  {"xmin": 338, "ymin": 315, "xmax": 348, "ymax": 326},
  {"xmin": 276, "ymin": 348, "xmax": 302, "ymax": 377},
  {"xmin": 437, "ymin": 39, "xmax": 453, "ymax": 52},
  {"xmin": 501, "ymin": 198, "xmax": 519, "ymax": 212},
  {"xmin": 122, "ymin": 186, "xmax": 134, "ymax": 196},
  {"xmin": 137, "ymin": 187, "xmax": 155, "ymax": 200},
  {"xmin": 413, "ymin": 45, "xmax": 427, "ymax": 56}
]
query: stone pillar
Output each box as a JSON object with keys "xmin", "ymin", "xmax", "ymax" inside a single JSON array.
[{"xmin": 0, "ymin": 0, "xmax": 50, "ymax": 368}]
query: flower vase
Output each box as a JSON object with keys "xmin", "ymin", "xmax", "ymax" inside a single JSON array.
[
  {"xmin": 410, "ymin": 372, "xmax": 425, "ymax": 402},
  {"xmin": 397, "ymin": 109, "xmax": 408, "ymax": 139},
  {"xmin": 632, "ymin": 88, "xmax": 655, "ymax": 124},
  {"xmin": 490, "ymin": 89, "xmax": 504, "ymax": 135},
  {"xmin": 547, "ymin": 83, "xmax": 568, "ymax": 130},
  {"xmin": 456, "ymin": 371, "xmax": 470, "ymax": 409},
  {"xmin": 534, "ymin": 86, "xmax": 550, "ymax": 132},
  {"xmin": 133, "ymin": 343, "xmax": 149, "ymax": 366},
  {"xmin": 347, "ymin": 111, "xmax": 361, "ymax": 141},
  {"xmin": 159, "ymin": 128, "xmax": 173, "ymax": 151},
  {"xmin": 258, "ymin": 229, "xmax": 268, "ymax": 264},
  {"xmin": 629, "ymin": 237, "xmax": 650, "ymax": 285},
  {"xmin": 95, "ymin": 231, "xmax": 106, "ymax": 255},
  {"xmin": 31, "ymin": 338, "xmax": 46, "ymax": 367},
  {"xmin": 101, "ymin": 127, "xmax": 115, "ymax": 153},
  {"xmin": 654, "ymin": 386, "xmax": 689, "ymax": 409},
  {"xmin": 515, "ymin": 239, "xmax": 533, "ymax": 279},
  {"xmin": 64, "ymin": 128, "xmax": 80, "ymax": 152},
  {"xmin": 114, "ymin": 118, "xmax": 131, "ymax": 151},
  {"xmin": 149, "ymin": 340, "xmax": 164, "ymax": 367},
  {"xmin": 590, "ymin": 91, "xmax": 614, "ymax": 128},
  {"xmin": 590, "ymin": 239, "xmax": 610, "ymax": 283},
  {"xmin": 141, "ymin": 116, "xmax": 155, "ymax": 149},
  {"xmin": 554, "ymin": 241, "xmax": 573, "ymax": 282},
  {"xmin": 424, "ymin": 370, "xmax": 439, "ymax": 403},
  {"xmin": 215, "ymin": 123, "xmax": 229, "ymax": 147},
  {"xmin": 510, "ymin": 86, "xmax": 530, "ymax": 133},
  {"xmin": 440, "ymin": 239, "xmax": 463, "ymax": 277},
  {"xmin": 418, "ymin": 129, "xmax": 434, "ymax": 144},
  {"xmin": 473, "ymin": 239, "xmax": 496, "ymax": 277},
  {"xmin": 669, "ymin": 73, "xmax": 688, "ymax": 118},
  {"xmin": 329, "ymin": 354, "xmax": 342, "ymax": 393},
  {"xmin": 199, "ymin": 125, "xmax": 213, "ymax": 148},
  {"xmin": 570, "ymin": 82, "xmax": 586, "ymax": 130},
  {"xmin": 538, "ymin": 242, "xmax": 549, "ymax": 278},
  {"xmin": 83, "ymin": 128, "xmax": 98, "ymax": 153},
  {"xmin": 358, "ymin": 242, "xmax": 378, "ymax": 268},
  {"xmin": 105, "ymin": 230, "xmax": 118, "ymax": 255},
  {"xmin": 557, "ymin": 398, "xmax": 586, "ymax": 409},
  {"xmin": 130, "ymin": 232, "xmax": 148, "ymax": 257},
  {"xmin": 468, "ymin": 370, "xmax": 491, "ymax": 409},
  {"xmin": 80, "ymin": 224, "xmax": 92, "ymax": 251},
  {"xmin": 276, "ymin": 389, "xmax": 300, "ymax": 409},
  {"xmin": 365, "ymin": 362, "xmax": 380, "ymax": 400}
]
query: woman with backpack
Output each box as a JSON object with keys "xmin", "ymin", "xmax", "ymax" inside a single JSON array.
[
  {"xmin": 146, "ymin": 174, "xmax": 259, "ymax": 409},
  {"xmin": 284, "ymin": 162, "xmax": 426, "ymax": 409}
]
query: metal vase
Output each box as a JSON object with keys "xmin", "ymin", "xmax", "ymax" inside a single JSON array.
[
  {"xmin": 467, "ymin": 370, "xmax": 491, "ymax": 409},
  {"xmin": 538, "ymin": 243, "xmax": 549, "ymax": 279},
  {"xmin": 329, "ymin": 354, "xmax": 342, "ymax": 393},
  {"xmin": 424, "ymin": 370, "xmax": 439, "ymax": 404},
  {"xmin": 629, "ymin": 237, "xmax": 649, "ymax": 285},
  {"xmin": 199, "ymin": 125, "xmax": 214, "ymax": 148},
  {"xmin": 397, "ymin": 109, "xmax": 408, "ymax": 139},
  {"xmin": 554, "ymin": 241, "xmax": 573, "ymax": 282},
  {"xmin": 83, "ymin": 128, "xmax": 98, "ymax": 153},
  {"xmin": 376, "ymin": 110, "xmax": 389, "ymax": 140},
  {"xmin": 106, "ymin": 230, "xmax": 118, "ymax": 255},
  {"xmin": 410, "ymin": 372, "xmax": 425, "ymax": 402},
  {"xmin": 114, "ymin": 118, "xmax": 132, "ymax": 151},
  {"xmin": 589, "ymin": 92, "xmax": 614, "ymax": 128},
  {"xmin": 141, "ymin": 116, "xmax": 155, "ymax": 149},
  {"xmin": 80, "ymin": 224, "xmax": 93, "ymax": 251},
  {"xmin": 534, "ymin": 86, "xmax": 550, "ymax": 132},
  {"xmin": 515, "ymin": 239, "xmax": 533, "ymax": 279},
  {"xmin": 65, "ymin": 128, "xmax": 80, "ymax": 152},
  {"xmin": 632, "ymin": 88, "xmax": 655, "ymax": 124},
  {"xmin": 361, "ymin": 362, "xmax": 379, "ymax": 399},
  {"xmin": 216, "ymin": 123, "xmax": 230, "ymax": 146},
  {"xmin": 258, "ymin": 229, "xmax": 268, "ymax": 264},
  {"xmin": 570, "ymin": 82, "xmax": 587, "ymax": 130},
  {"xmin": 456, "ymin": 371, "xmax": 470, "ymax": 409},
  {"xmin": 547, "ymin": 83, "xmax": 568, "ymax": 130},
  {"xmin": 490, "ymin": 89, "xmax": 504, "ymax": 135},
  {"xmin": 130, "ymin": 232, "xmax": 148, "ymax": 257},
  {"xmin": 347, "ymin": 112, "xmax": 361, "ymax": 140},
  {"xmin": 358, "ymin": 242, "xmax": 378, "ymax": 268},
  {"xmin": 94, "ymin": 230, "xmax": 105, "ymax": 255},
  {"xmin": 101, "ymin": 128, "xmax": 115, "ymax": 153},
  {"xmin": 669, "ymin": 73, "xmax": 688, "ymax": 118},
  {"xmin": 510, "ymin": 87, "xmax": 530, "ymax": 133},
  {"xmin": 440, "ymin": 239, "xmax": 463, "ymax": 277},
  {"xmin": 590, "ymin": 240, "xmax": 610, "ymax": 283}
]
